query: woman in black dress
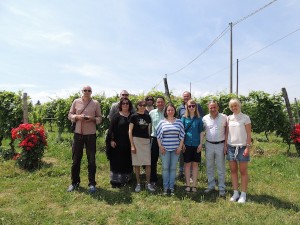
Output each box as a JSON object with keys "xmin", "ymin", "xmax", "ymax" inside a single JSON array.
[{"xmin": 106, "ymin": 97, "xmax": 133, "ymax": 187}]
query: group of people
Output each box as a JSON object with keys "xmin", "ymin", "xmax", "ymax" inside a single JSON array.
[{"xmin": 67, "ymin": 86, "xmax": 252, "ymax": 203}]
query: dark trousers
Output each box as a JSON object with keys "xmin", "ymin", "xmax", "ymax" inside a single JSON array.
[
  {"xmin": 71, "ymin": 133, "xmax": 97, "ymax": 186},
  {"xmin": 150, "ymin": 137, "xmax": 160, "ymax": 183}
]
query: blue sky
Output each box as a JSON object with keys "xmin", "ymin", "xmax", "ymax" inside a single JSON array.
[{"xmin": 0, "ymin": 0, "xmax": 299, "ymax": 103}]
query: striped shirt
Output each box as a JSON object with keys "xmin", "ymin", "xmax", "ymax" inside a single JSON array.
[
  {"xmin": 149, "ymin": 109, "xmax": 165, "ymax": 137},
  {"xmin": 203, "ymin": 113, "xmax": 227, "ymax": 142},
  {"xmin": 156, "ymin": 119, "xmax": 185, "ymax": 151}
]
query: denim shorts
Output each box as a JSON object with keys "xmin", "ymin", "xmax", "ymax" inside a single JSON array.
[{"xmin": 226, "ymin": 145, "xmax": 250, "ymax": 162}]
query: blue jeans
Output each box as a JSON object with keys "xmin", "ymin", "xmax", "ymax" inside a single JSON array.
[{"xmin": 160, "ymin": 150, "xmax": 180, "ymax": 190}]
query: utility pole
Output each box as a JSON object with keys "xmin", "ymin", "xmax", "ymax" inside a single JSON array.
[
  {"xmin": 189, "ymin": 82, "xmax": 191, "ymax": 94},
  {"xmin": 229, "ymin": 22, "xmax": 233, "ymax": 93},
  {"xmin": 236, "ymin": 59, "xmax": 239, "ymax": 96}
]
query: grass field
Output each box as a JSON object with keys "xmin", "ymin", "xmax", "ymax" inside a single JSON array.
[{"xmin": 0, "ymin": 131, "xmax": 299, "ymax": 225}]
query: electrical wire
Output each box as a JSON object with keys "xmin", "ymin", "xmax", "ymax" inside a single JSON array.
[
  {"xmin": 166, "ymin": 25, "xmax": 230, "ymax": 77},
  {"xmin": 193, "ymin": 26, "xmax": 300, "ymax": 84},
  {"xmin": 239, "ymin": 27, "xmax": 300, "ymax": 62},
  {"xmin": 233, "ymin": 0, "xmax": 278, "ymax": 27}
]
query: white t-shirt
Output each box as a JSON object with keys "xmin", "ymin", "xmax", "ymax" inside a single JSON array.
[{"xmin": 227, "ymin": 112, "xmax": 251, "ymax": 146}]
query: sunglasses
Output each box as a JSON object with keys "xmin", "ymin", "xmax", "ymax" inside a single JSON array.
[
  {"xmin": 122, "ymin": 102, "xmax": 129, "ymax": 105},
  {"xmin": 146, "ymin": 99, "xmax": 153, "ymax": 101},
  {"xmin": 122, "ymin": 94, "xmax": 129, "ymax": 96},
  {"xmin": 83, "ymin": 90, "xmax": 92, "ymax": 92},
  {"xmin": 139, "ymin": 104, "xmax": 146, "ymax": 107},
  {"xmin": 188, "ymin": 105, "xmax": 196, "ymax": 108}
]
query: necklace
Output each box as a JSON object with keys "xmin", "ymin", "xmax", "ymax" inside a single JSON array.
[{"xmin": 120, "ymin": 111, "xmax": 130, "ymax": 117}]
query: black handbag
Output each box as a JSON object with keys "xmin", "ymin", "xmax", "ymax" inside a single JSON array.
[{"xmin": 71, "ymin": 122, "xmax": 76, "ymax": 132}]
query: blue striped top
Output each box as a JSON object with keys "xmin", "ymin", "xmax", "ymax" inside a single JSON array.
[{"xmin": 156, "ymin": 119, "xmax": 185, "ymax": 151}]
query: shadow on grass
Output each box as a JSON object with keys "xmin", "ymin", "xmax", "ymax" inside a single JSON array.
[
  {"xmin": 76, "ymin": 183, "xmax": 134, "ymax": 205},
  {"xmin": 90, "ymin": 185, "xmax": 134, "ymax": 205},
  {"xmin": 249, "ymin": 194, "xmax": 299, "ymax": 212}
]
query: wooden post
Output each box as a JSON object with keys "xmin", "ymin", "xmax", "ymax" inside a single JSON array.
[
  {"xmin": 282, "ymin": 88, "xmax": 294, "ymax": 128},
  {"xmin": 295, "ymin": 98, "xmax": 300, "ymax": 124},
  {"xmin": 163, "ymin": 74, "xmax": 172, "ymax": 104},
  {"xmin": 22, "ymin": 93, "xmax": 28, "ymax": 123}
]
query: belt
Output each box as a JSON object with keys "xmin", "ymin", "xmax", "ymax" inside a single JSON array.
[{"xmin": 206, "ymin": 140, "xmax": 225, "ymax": 144}]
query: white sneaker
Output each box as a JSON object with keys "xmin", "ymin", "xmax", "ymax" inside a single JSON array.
[
  {"xmin": 135, "ymin": 184, "xmax": 141, "ymax": 192},
  {"xmin": 230, "ymin": 192, "xmax": 240, "ymax": 202},
  {"xmin": 238, "ymin": 193, "xmax": 247, "ymax": 203},
  {"xmin": 147, "ymin": 184, "xmax": 155, "ymax": 192}
]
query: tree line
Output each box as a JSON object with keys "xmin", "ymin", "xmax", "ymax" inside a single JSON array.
[{"xmin": 0, "ymin": 90, "xmax": 298, "ymax": 149}]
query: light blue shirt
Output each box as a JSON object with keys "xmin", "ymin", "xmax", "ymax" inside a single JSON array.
[{"xmin": 149, "ymin": 109, "xmax": 164, "ymax": 137}]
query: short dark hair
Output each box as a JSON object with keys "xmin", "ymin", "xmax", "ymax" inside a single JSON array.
[
  {"xmin": 156, "ymin": 95, "xmax": 165, "ymax": 102},
  {"xmin": 145, "ymin": 95, "xmax": 154, "ymax": 101},
  {"xmin": 118, "ymin": 97, "xmax": 133, "ymax": 112},
  {"xmin": 136, "ymin": 100, "xmax": 146, "ymax": 109},
  {"xmin": 164, "ymin": 103, "xmax": 176, "ymax": 118}
]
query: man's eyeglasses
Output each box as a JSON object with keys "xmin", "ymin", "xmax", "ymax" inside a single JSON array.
[
  {"xmin": 122, "ymin": 93, "xmax": 129, "ymax": 96},
  {"xmin": 146, "ymin": 98, "xmax": 153, "ymax": 101},
  {"xmin": 83, "ymin": 90, "xmax": 92, "ymax": 92},
  {"xmin": 188, "ymin": 105, "xmax": 196, "ymax": 108},
  {"xmin": 122, "ymin": 102, "xmax": 129, "ymax": 105}
]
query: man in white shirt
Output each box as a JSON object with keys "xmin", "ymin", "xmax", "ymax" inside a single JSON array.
[{"xmin": 202, "ymin": 100, "xmax": 227, "ymax": 197}]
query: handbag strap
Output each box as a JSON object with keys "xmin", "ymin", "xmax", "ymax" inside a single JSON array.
[
  {"xmin": 184, "ymin": 117, "xmax": 196, "ymax": 132},
  {"xmin": 78, "ymin": 99, "xmax": 92, "ymax": 115}
]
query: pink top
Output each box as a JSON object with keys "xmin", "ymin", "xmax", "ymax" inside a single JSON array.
[{"xmin": 68, "ymin": 97, "xmax": 102, "ymax": 135}]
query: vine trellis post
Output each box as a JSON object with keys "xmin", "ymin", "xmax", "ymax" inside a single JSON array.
[{"xmin": 23, "ymin": 93, "xmax": 28, "ymax": 124}]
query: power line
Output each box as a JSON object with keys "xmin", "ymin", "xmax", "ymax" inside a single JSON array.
[
  {"xmin": 193, "ymin": 26, "xmax": 300, "ymax": 84},
  {"xmin": 151, "ymin": 0, "xmax": 280, "ymax": 92},
  {"xmin": 239, "ymin": 27, "xmax": 300, "ymax": 62},
  {"xmin": 167, "ymin": 25, "xmax": 230, "ymax": 76},
  {"xmin": 233, "ymin": 0, "xmax": 278, "ymax": 27}
]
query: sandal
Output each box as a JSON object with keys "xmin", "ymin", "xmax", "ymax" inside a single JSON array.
[
  {"xmin": 185, "ymin": 186, "xmax": 191, "ymax": 193},
  {"xmin": 191, "ymin": 187, "xmax": 197, "ymax": 193}
]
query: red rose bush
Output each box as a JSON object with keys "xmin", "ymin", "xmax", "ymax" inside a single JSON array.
[{"xmin": 11, "ymin": 123, "xmax": 47, "ymax": 170}]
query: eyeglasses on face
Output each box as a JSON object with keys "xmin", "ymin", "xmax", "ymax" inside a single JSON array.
[
  {"xmin": 138, "ymin": 104, "xmax": 146, "ymax": 107},
  {"xmin": 83, "ymin": 90, "xmax": 92, "ymax": 92},
  {"xmin": 122, "ymin": 102, "xmax": 129, "ymax": 105},
  {"xmin": 122, "ymin": 93, "xmax": 129, "ymax": 96},
  {"xmin": 188, "ymin": 105, "xmax": 196, "ymax": 108},
  {"xmin": 146, "ymin": 98, "xmax": 153, "ymax": 101}
]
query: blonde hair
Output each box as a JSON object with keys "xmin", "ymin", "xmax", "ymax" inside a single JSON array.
[
  {"xmin": 229, "ymin": 98, "xmax": 241, "ymax": 110},
  {"xmin": 184, "ymin": 100, "xmax": 200, "ymax": 118}
]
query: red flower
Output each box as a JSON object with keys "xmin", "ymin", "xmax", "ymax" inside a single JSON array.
[
  {"xmin": 11, "ymin": 123, "xmax": 47, "ymax": 151},
  {"xmin": 12, "ymin": 153, "xmax": 21, "ymax": 160},
  {"xmin": 290, "ymin": 124, "xmax": 300, "ymax": 144}
]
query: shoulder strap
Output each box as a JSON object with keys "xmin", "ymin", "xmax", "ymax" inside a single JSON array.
[
  {"xmin": 79, "ymin": 99, "xmax": 92, "ymax": 114},
  {"xmin": 185, "ymin": 117, "xmax": 196, "ymax": 132}
]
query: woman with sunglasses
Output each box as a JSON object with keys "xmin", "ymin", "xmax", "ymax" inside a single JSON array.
[
  {"xmin": 156, "ymin": 103, "xmax": 185, "ymax": 195},
  {"xmin": 181, "ymin": 100, "xmax": 204, "ymax": 193},
  {"xmin": 129, "ymin": 100, "xmax": 155, "ymax": 192},
  {"xmin": 106, "ymin": 97, "xmax": 134, "ymax": 188}
]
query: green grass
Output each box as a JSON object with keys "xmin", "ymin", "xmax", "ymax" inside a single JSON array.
[{"xmin": 0, "ymin": 131, "xmax": 299, "ymax": 225}]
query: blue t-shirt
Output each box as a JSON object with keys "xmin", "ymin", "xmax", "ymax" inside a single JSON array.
[{"xmin": 181, "ymin": 116, "xmax": 203, "ymax": 147}]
